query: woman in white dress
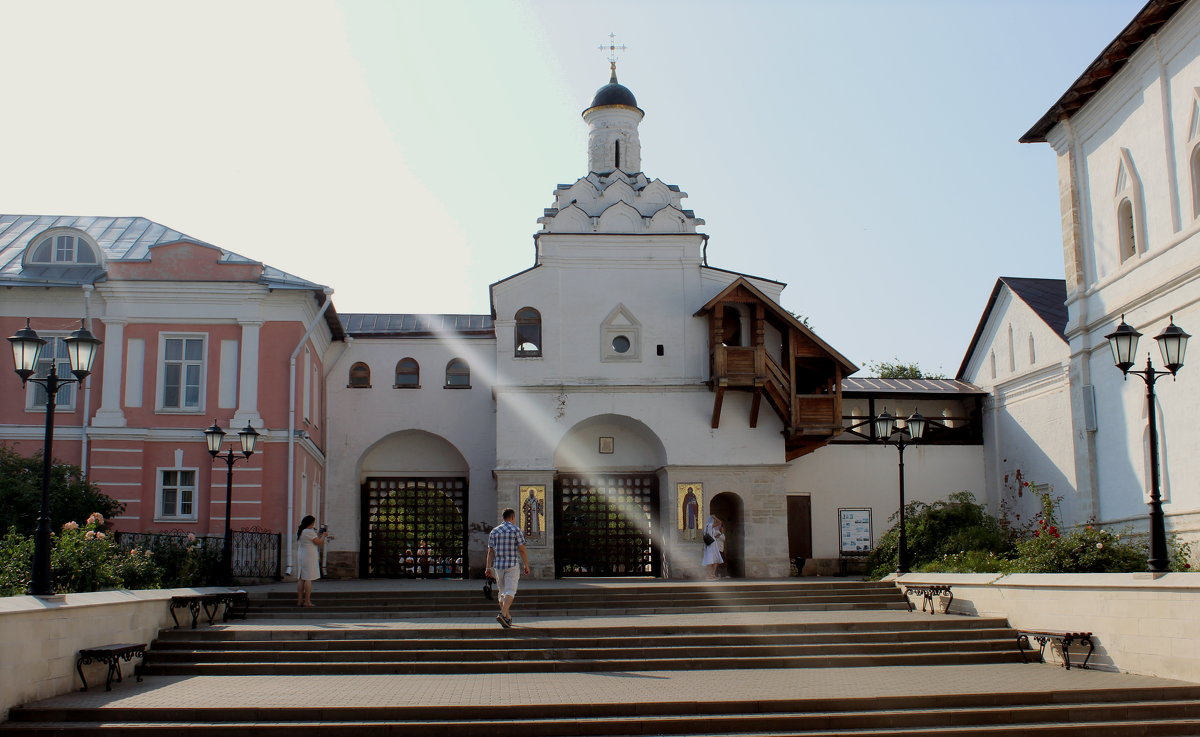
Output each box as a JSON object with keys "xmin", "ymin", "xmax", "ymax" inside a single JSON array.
[
  {"xmin": 295, "ymin": 515, "xmax": 328, "ymax": 607},
  {"xmin": 702, "ymin": 515, "xmax": 724, "ymax": 580}
]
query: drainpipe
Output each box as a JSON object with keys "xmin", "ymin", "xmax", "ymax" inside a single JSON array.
[
  {"xmin": 80, "ymin": 285, "xmax": 94, "ymax": 476},
  {"xmin": 286, "ymin": 288, "xmax": 334, "ymax": 576}
]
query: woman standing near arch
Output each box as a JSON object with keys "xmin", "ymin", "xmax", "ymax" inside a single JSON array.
[
  {"xmin": 295, "ymin": 515, "xmax": 328, "ymax": 607},
  {"xmin": 702, "ymin": 515, "xmax": 724, "ymax": 580}
]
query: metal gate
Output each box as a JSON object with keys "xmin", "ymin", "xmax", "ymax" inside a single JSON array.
[
  {"xmin": 361, "ymin": 477, "xmax": 467, "ymax": 578},
  {"xmin": 554, "ymin": 474, "xmax": 659, "ymax": 577}
]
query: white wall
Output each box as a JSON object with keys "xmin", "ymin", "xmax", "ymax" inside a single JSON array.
[
  {"xmin": 0, "ymin": 588, "xmax": 228, "ymax": 722},
  {"xmin": 1045, "ymin": 1, "xmax": 1200, "ymax": 544},
  {"xmin": 787, "ymin": 443, "xmax": 986, "ymax": 560},
  {"xmin": 960, "ymin": 287, "xmax": 1078, "ymax": 525},
  {"xmin": 900, "ymin": 572, "xmax": 1200, "ymax": 682}
]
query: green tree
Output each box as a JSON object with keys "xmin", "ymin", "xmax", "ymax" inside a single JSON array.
[
  {"xmin": 0, "ymin": 444, "xmax": 124, "ymax": 536},
  {"xmin": 864, "ymin": 358, "xmax": 947, "ymax": 380}
]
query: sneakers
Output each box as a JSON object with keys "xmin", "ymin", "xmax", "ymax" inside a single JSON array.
[{"xmin": 496, "ymin": 613, "xmax": 512, "ymax": 629}]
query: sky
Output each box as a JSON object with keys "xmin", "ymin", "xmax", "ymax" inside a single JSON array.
[{"xmin": 0, "ymin": 0, "xmax": 1146, "ymax": 376}]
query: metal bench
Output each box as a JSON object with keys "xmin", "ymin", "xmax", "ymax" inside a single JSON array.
[
  {"xmin": 902, "ymin": 584, "xmax": 953, "ymax": 614},
  {"xmin": 1017, "ymin": 629, "xmax": 1094, "ymax": 670},
  {"xmin": 76, "ymin": 643, "xmax": 145, "ymax": 691},
  {"xmin": 169, "ymin": 591, "xmax": 248, "ymax": 628}
]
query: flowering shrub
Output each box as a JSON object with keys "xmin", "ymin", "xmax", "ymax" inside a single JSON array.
[
  {"xmin": 1011, "ymin": 520, "xmax": 1144, "ymax": 573},
  {"xmin": 0, "ymin": 514, "xmax": 163, "ymax": 596}
]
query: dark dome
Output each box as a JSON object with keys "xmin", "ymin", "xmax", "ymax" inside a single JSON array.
[{"xmin": 588, "ymin": 81, "xmax": 639, "ymax": 110}]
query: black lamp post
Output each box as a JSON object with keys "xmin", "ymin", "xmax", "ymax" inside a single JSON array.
[
  {"xmin": 204, "ymin": 421, "xmax": 259, "ymax": 586},
  {"xmin": 874, "ymin": 409, "xmax": 928, "ymax": 574},
  {"xmin": 8, "ymin": 319, "xmax": 102, "ymax": 596},
  {"xmin": 1104, "ymin": 314, "xmax": 1190, "ymax": 573}
]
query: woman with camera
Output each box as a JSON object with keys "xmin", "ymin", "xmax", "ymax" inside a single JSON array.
[{"xmin": 295, "ymin": 515, "xmax": 328, "ymax": 607}]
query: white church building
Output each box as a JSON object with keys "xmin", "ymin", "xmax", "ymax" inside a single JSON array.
[{"xmin": 319, "ymin": 67, "xmax": 986, "ymax": 580}]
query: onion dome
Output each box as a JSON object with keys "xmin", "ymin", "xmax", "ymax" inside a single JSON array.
[{"xmin": 584, "ymin": 71, "xmax": 642, "ymax": 114}]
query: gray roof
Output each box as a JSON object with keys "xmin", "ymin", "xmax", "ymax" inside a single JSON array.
[
  {"xmin": 0, "ymin": 214, "xmax": 327, "ymax": 291},
  {"xmin": 341, "ymin": 313, "xmax": 495, "ymax": 338},
  {"xmin": 841, "ymin": 377, "xmax": 986, "ymax": 396}
]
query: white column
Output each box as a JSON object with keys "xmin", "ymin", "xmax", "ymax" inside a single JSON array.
[
  {"xmin": 232, "ymin": 320, "xmax": 263, "ymax": 428},
  {"xmin": 92, "ymin": 318, "xmax": 127, "ymax": 427}
]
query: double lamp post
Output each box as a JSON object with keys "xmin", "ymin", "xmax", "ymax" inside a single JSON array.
[
  {"xmin": 1104, "ymin": 315, "xmax": 1189, "ymax": 573},
  {"xmin": 204, "ymin": 421, "xmax": 259, "ymax": 586},
  {"xmin": 873, "ymin": 408, "xmax": 927, "ymax": 574},
  {"xmin": 8, "ymin": 319, "xmax": 102, "ymax": 596}
]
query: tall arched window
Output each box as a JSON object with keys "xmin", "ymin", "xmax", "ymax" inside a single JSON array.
[
  {"xmin": 348, "ymin": 362, "xmax": 371, "ymax": 388},
  {"xmin": 515, "ymin": 307, "xmax": 542, "ymax": 357},
  {"xmin": 395, "ymin": 358, "xmax": 419, "ymax": 387},
  {"xmin": 445, "ymin": 358, "xmax": 471, "ymax": 388},
  {"xmin": 614, "ymin": 140, "xmax": 621, "ymax": 170},
  {"xmin": 1117, "ymin": 198, "xmax": 1137, "ymax": 261}
]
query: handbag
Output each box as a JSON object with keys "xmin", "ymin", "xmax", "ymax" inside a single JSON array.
[
  {"xmin": 703, "ymin": 532, "xmax": 715, "ymax": 546},
  {"xmin": 482, "ymin": 575, "xmax": 495, "ymax": 600}
]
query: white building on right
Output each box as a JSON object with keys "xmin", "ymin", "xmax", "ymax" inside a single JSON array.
[{"xmin": 1019, "ymin": 0, "xmax": 1200, "ymax": 547}]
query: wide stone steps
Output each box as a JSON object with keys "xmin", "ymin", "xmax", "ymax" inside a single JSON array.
[
  {"xmin": 139, "ymin": 618, "xmax": 1022, "ymax": 676},
  {"xmin": 246, "ymin": 581, "xmax": 908, "ymax": 619},
  {"xmin": 8, "ymin": 688, "xmax": 1200, "ymax": 735}
]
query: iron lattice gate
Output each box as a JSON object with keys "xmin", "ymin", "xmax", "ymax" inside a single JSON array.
[
  {"xmin": 361, "ymin": 477, "xmax": 467, "ymax": 578},
  {"xmin": 554, "ymin": 474, "xmax": 659, "ymax": 577}
]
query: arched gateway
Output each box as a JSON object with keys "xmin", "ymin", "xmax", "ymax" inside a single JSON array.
[
  {"xmin": 552, "ymin": 415, "xmax": 666, "ymax": 577},
  {"xmin": 358, "ymin": 430, "xmax": 469, "ymax": 579}
]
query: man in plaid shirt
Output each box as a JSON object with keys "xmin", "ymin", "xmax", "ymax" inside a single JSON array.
[{"xmin": 485, "ymin": 508, "xmax": 531, "ymax": 628}]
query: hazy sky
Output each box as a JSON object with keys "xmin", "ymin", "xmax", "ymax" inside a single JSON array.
[{"xmin": 0, "ymin": 0, "xmax": 1144, "ymax": 375}]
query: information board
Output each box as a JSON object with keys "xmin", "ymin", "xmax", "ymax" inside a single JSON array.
[{"xmin": 838, "ymin": 508, "xmax": 873, "ymax": 555}]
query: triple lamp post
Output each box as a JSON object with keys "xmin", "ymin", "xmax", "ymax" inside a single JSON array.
[
  {"xmin": 1104, "ymin": 315, "xmax": 1189, "ymax": 573},
  {"xmin": 7, "ymin": 319, "xmax": 102, "ymax": 596},
  {"xmin": 204, "ymin": 421, "xmax": 260, "ymax": 586},
  {"xmin": 873, "ymin": 408, "xmax": 927, "ymax": 574}
]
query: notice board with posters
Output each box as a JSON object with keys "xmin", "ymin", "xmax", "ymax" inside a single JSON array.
[{"xmin": 838, "ymin": 508, "xmax": 873, "ymax": 555}]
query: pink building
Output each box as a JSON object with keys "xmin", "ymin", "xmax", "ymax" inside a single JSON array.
[{"xmin": 0, "ymin": 216, "xmax": 340, "ymax": 547}]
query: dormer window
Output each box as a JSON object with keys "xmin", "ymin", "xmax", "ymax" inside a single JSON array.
[{"xmin": 26, "ymin": 229, "xmax": 99, "ymax": 266}]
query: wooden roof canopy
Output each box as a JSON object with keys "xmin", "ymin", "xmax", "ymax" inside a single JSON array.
[{"xmin": 696, "ymin": 278, "xmax": 859, "ymax": 460}]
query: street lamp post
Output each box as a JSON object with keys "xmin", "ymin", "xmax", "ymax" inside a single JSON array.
[
  {"xmin": 204, "ymin": 421, "xmax": 260, "ymax": 586},
  {"xmin": 1104, "ymin": 314, "xmax": 1190, "ymax": 573},
  {"xmin": 8, "ymin": 319, "xmax": 102, "ymax": 596},
  {"xmin": 873, "ymin": 409, "xmax": 928, "ymax": 574}
]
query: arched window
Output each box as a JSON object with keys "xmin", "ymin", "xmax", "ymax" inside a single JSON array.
[
  {"xmin": 348, "ymin": 362, "xmax": 371, "ymax": 388},
  {"xmin": 614, "ymin": 139, "xmax": 621, "ymax": 170},
  {"xmin": 445, "ymin": 358, "xmax": 470, "ymax": 388},
  {"xmin": 1028, "ymin": 334, "xmax": 1037, "ymax": 365},
  {"xmin": 989, "ymin": 351, "xmax": 997, "ymax": 380},
  {"xmin": 515, "ymin": 307, "xmax": 542, "ymax": 357},
  {"xmin": 1117, "ymin": 198, "xmax": 1137, "ymax": 261},
  {"xmin": 26, "ymin": 229, "xmax": 99, "ymax": 265},
  {"xmin": 395, "ymin": 358, "xmax": 419, "ymax": 387}
]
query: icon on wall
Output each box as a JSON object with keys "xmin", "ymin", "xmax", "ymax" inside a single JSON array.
[
  {"xmin": 598, "ymin": 436, "xmax": 615, "ymax": 454},
  {"xmin": 520, "ymin": 485, "xmax": 547, "ymax": 545},
  {"xmin": 676, "ymin": 483, "xmax": 703, "ymax": 541}
]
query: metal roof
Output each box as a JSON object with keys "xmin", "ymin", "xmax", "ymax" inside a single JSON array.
[
  {"xmin": 1022, "ymin": 0, "xmax": 1187, "ymax": 143},
  {"xmin": 0, "ymin": 214, "xmax": 327, "ymax": 291},
  {"xmin": 841, "ymin": 377, "xmax": 986, "ymax": 396},
  {"xmin": 341, "ymin": 313, "xmax": 495, "ymax": 338}
]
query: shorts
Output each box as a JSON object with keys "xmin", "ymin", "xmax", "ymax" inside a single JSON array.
[{"xmin": 495, "ymin": 565, "xmax": 521, "ymax": 598}]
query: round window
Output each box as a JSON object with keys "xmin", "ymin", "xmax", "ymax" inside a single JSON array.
[{"xmin": 611, "ymin": 335, "xmax": 631, "ymax": 354}]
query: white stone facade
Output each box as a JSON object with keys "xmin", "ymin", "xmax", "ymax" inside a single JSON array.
[{"xmin": 1035, "ymin": 0, "xmax": 1200, "ymax": 543}]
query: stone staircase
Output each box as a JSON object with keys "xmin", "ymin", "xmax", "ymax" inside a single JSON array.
[
  {"xmin": 245, "ymin": 580, "xmax": 908, "ymax": 619},
  {"xmin": 8, "ymin": 685, "xmax": 1200, "ymax": 735},
  {"xmin": 138, "ymin": 616, "xmax": 1023, "ymax": 676},
  {"xmin": 6, "ymin": 581, "xmax": 1200, "ymax": 735}
]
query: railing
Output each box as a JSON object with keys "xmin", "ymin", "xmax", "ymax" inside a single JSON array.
[{"xmin": 116, "ymin": 527, "xmax": 282, "ymax": 581}]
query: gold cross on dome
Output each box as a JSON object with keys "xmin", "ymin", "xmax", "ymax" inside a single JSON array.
[{"xmin": 598, "ymin": 33, "xmax": 627, "ymax": 79}]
